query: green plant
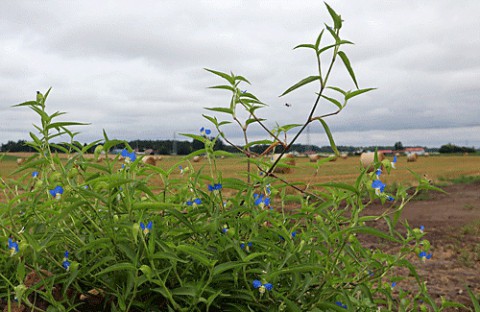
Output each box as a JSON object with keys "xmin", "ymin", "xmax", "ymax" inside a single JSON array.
[{"xmin": 1, "ymin": 3, "xmax": 471, "ymax": 312}]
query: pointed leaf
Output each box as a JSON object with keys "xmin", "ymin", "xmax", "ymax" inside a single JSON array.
[
  {"xmin": 293, "ymin": 43, "xmax": 316, "ymax": 51},
  {"xmin": 205, "ymin": 107, "xmax": 234, "ymax": 115},
  {"xmin": 205, "ymin": 68, "xmax": 235, "ymax": 85},
  {"xmin": 324, "ymin": 2, "xmax": 342, "ymax": 29},
  {"xmin": 338, "ymin": 51, "xmax": 358, "ymax": 89},
  {"xmin": 345, "ymin": 87, "xmax": 376, "ymax": 100},
  {"xmin": 212, "ymin": 261, "xmax": 246, "ymax": 277},
  {"xmin": 280, "ymin": 76, "xmax": 321, "ymax": 97},
  {"xmin": 321, "ymin": 95, "xmax": 342, "ymax": 110},
  {"xmin": 318, "ymin": 119, "xmax": 339, "ymax": 156},
  {"xmin": 314, "ymin": 29, "xmax": 325, "ymax": 50},
  {"xmin": 327, "ymin": 86, "xmax": 347, "ymax": 95},
  {"xmin": 318, "ymin": 40, "xmax": 353, "ymax": 55},
  {"xmin": 209, "ymin": 85, "xmax": 236, "ymax": 92}
]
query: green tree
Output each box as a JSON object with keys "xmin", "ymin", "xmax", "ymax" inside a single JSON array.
[{"xmin": 394, "ymin": 141, "xmax": 404, "ymax": 151}]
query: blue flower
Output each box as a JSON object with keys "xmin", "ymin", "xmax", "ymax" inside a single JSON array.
[
  {"xmin": 375, "ymin": 169, "xmax": 382, "ymax": 177},
  {"xmin": 264, "ymin": 283, "xmax": 273, "ymax": 291},
  {"xmin": 8, "ymin": 238, "xmax": 19, "ymax": 256},
  {"xmin": 291, "ymin": 231, "xmax": 297, "ymax": 238},
  {"xmin": 208, "ymin": 183, "xmax": 222, "ymax": 192},
  {"xmin": 221, "ymin": 224, "xmax": 229, "ymax": 233},
  {"xmin": 32, "ymin": 171, "xmax": 39, "ymax": 178},
  {"xmin": 265, "ymin": 184, "xmax": 271, "ymax": 195},
  {"xmin": 200, "ymin": 127, "xmax": 211, "ymax": 136},
  {"xmin": 252, "ymin": 280, "xmax": 262, "ymax": 289},
  {"xmin": 187, "ymin": 198, "xmax": 202, "ymax": 207},
  {"xmin": 62, "ymin": 250, "xmax": 71, "ymax": 271},
  {"xmin": 240, "ymin": 242, "xmax": 253, "ymax": 252},
  {"xmin": 140, "ymin": 221, "xmax": 153, "ymax": 235},
  {"xmin": 371, "ymin": 179, "xmax": 386, "ymax": 195},
  {"xmin": 387, "ymin": 195, "xmax": 395, "ymax": 202},
  {"xmin": 391, "ymin": 155, "xmax": 397, "ymax": 169},
  {"xmin": 419, "ymin": 225, "xmax": 425, "ymax": 233},
  {"xmin": 254, "ymin": 194, "xmax": 270, "ymax": 209},
  {"xmin": 419, "ymin": 251, "xmax": 432, "ymax": 261},
  {"xmin": 335, "ymin": 301, "xmax": 347, "ymax": 309},
  {"xmin": 121, "ymin": 149, "xmax": 136, "ymax": 163},
  {"xmin": 391, "ymin": 281, "xmax": 397, "ymax": 289},
  {"xmin": 49, "ymin": 186, "xmax": 64, "ymax": 199},
  {"xmin": 252, "ymin": 279, "xmax": 273, "ymax": 294}
]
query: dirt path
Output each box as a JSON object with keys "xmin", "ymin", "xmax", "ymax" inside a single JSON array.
[{"xmin": 364, "ymin": 182, "xmax": 480, "ymax": 309}]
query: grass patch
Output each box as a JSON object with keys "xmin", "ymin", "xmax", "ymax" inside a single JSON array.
[
  {"xmin": 439, "ymin": 175, "xmax": 480, "ymax": 185},
  {"xmin": 460, "ymin": 220, "xmax": 480, "ymax": 236}
]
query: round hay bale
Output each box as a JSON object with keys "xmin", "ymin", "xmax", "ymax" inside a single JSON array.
[
  {"xmin": 328, "ymin": 154, "xmax": 337, "ymax": 162},
  {"xmin": 192, "ymin": 156, "xmax": 201, "ymax": 163},
  {"xmin": 308, "ymin": 154, "xmax": 320, "ymax": 162},
  {"xmin": 154, "ymin": 156, "xmax": 162, "ymax": 161},
  {"xmin": 395, "ymin": 152, "xmax": 401, "ymax": 157},
  {"xmin": 271, "ymin": 153, "xmax": 295, "ymax": 174},
  {"xmin": 360, "ymin": 152, "xmax": 385, "ymax": 172},
  {"xmin": 142, "ymin": 156, "xmax": 156, "ymax": 166},
  {"xmin": 424, "ymin": 152, "xmax": 430, "ymax": 157},
  {"xmin": 407, "ymin": 153, "xmax": 417, "ymax": 162},
  {"xmin": 16, "ymin": 158, "xmax": 26, "ymax": 166},
  {"xmin": 340, "ymin": 153, "xmax": 348, "ymax": 159}
]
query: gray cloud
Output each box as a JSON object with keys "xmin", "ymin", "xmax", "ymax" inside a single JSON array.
[{"xmin": 1, "ymin": 0, "xmax": 479, "ymax": 148}]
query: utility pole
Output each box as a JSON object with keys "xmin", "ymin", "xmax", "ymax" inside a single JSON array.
[
  {"xmin": 172, "ymin": 131, "xmax": 177, "ymax": 155},
  {"xmin": 306, "ymin": 124, "xmax": 311, "ymax": 153}
]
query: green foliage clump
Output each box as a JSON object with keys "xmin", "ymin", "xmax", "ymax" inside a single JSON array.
[{"xmin": 1, "ymin": 4, "xmax": 473, "ymax": 312}]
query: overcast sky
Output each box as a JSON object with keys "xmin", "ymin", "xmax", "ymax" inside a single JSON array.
[{"xmin": 1, "ymin": 1, "xmax": 479, "ymax": 148}]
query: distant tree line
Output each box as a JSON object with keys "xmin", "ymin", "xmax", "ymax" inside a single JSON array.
[
  {"xmin": 438, "ymin": 143, "xmax": 476, "ymax": 154},
  {"xmin": 1, "ymin": 139, "xmax": 476, "ymax": 155}
]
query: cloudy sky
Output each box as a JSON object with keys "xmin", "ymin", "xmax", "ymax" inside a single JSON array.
[{"xmin": 1, "ymin": 1, "xmax": 479, "ymax": 148}]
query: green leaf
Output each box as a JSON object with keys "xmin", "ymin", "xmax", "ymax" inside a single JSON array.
[
  {"xmin": 466, "ymin": 286, "xmax": 480, "ymax": 312},
  {"xmin": 12, "ymin": 100, "xmax": 39, "ymax": 107},
  {"xmin": 96, "ymin": 262, "xmax": 137, "ymax": 276},
  {"xmin": 176, "ymin": 244, "xmax": 215, "ymax": 268},
  {"xmin": 269, "ymin": 265, "xmax": 324, "ymax": 278},
  {"xmin": 325, "ymin": 25, "xmax": 341, "ymax": 43},
  {"xmin": 327, "ymin": 86, "xmax": 347, "ymax": 95},
  {"xmin": 293, "ymin": 43, "xmax": 316, "ymax": 51},
  {"xmin": 171, "ymin": 286, "xmax": 197, "ymax": 297},
  {"xmin": 205, "ymin": 68, "xmax": 235, "ymax": 85},
  {"xmin": 314, "ymin": 29, "xmax": 325, "ymax": 50},
  {"xmin": 345, "ymin": 87, "xmax": 376, "ymax": 101},
  {"xmin": 205, "ymin": 107, "xmax": 234, "ymax": 115},
  {"xmin": 335, "ymin": 226, "xmax": 402, "ymax": 243},
  {"xmin": 244, "ymin": 139, "xmax": 274, "ymax": 150},
  {"xmin": 279, "ymin": 123, "xmax": 302, "ymax": 132},
  {"xmin": 321, "ymin": 95, "xmax": 343, "ymax": 110},
  {"xmin": 209, "ymin": 85, "xmax": 236, "ymax": 92},
  {"xmin": 212, "ymin": 261, "xmax": 246, "ymax": 277},
  {"xmin": 317, "ymin": 40, "xmax": 353, "ymax": 55},
  {"xmin": 234, "ymin": 75, "xmax": 251, "ymax": 84},
  {"xmin": 280, "ymin": 76, "xmax": 321, "ymax": 97},
  {"xmin": 318, "ymin": 119, "xmax": 339, "ymax": 156},
  {"xmin": 245, "ymin": 117, "xmax": 265, "ymax": 126},
  {"xmin": 316, "ymin": 182, "xmax": 357, "ymax": 194},
  {"xmin": 324, "ymin": 2, "xmax": 342, "ymax": 29},
  {"xmin": 337, "ymin": 51, "xmax": 358, "ymax": 89}
]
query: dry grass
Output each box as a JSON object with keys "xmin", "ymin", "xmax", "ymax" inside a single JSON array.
[{"xmin": 1, "ymin": 153, "xmax": 479, "ymax": 187}]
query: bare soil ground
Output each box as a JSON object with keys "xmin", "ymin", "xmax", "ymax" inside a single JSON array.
[{"xmin": 363, "ymin": 182, "xmax": 480, "ymax": 309}]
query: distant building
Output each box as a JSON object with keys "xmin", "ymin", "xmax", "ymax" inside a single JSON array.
[
  {"xmin": 404, "ymin": 147, "xmax": 425, "ymax": 155},
  {"xmin": 377, "ymin": 149, "xmax": 393, "ymax": 155}
]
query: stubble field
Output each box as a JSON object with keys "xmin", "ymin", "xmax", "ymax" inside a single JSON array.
[{"xmin": 1, "ymin": 152, "xmax": 479, "ymax": 309}]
